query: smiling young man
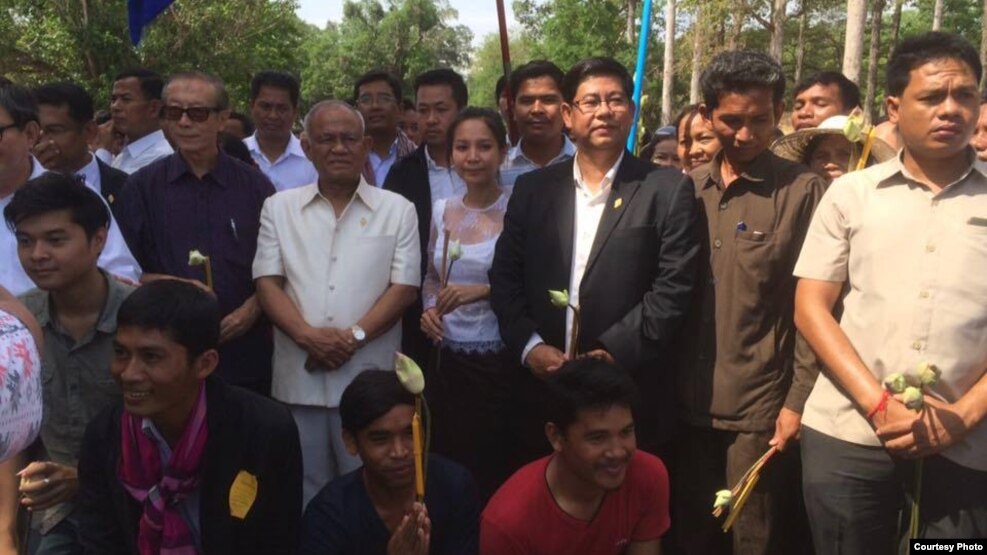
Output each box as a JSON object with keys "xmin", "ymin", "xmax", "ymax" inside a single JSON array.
[
  {"xmin": 795, "ymin": 32, "xmax": 987, "ymax": 552},
  {"xmin": 300, "ymin": 370, "xmax": 480, "ymax": 555},
  {"xmin": 75, "ymin": 280, "xmax": 302, "ymax": 554},
  {"xmin": 673, "ymin": 51, "xmax": 826, "ymax": 555},
  {"xmin": 499, "ymin": 60, "xmax": 576, "ymax": 186},
  {"xmin": 0, "ymin": 173, "xmax": 132, "ymax": 554},
  {"xmin": 481, "ymin": 358, "xmax": 669, "ymax": 555}
]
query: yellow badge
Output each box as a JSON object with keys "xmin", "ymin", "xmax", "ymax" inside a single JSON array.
[
  {"xmin": 228, "ymin": 470, "xmax": 258, "ymax": 520},
  {"xmin": 614, "ymin": 198, "xmax": 623, "ymax": 209}
]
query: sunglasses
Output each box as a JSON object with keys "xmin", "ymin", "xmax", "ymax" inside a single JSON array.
[{"xmin": 161, "ymin": 106, "xmax": 219, "ymax": 122}]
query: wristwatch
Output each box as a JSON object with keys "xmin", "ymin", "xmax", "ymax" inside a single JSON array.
[{"xmin": 350, "ymin": 325, "xmax": 367, "ymax": 345}]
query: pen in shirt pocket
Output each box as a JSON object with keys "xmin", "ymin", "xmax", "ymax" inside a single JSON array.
[{"xmin": 230, "ymin": 218, "xmax": 239, "ymax": 242}]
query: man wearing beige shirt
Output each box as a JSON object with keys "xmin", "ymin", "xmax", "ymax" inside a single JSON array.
[
  {"xmin": 253, "ymin": 101, "xmax": 419, "ymax": 506},
  {"xmin": 795, "ymin": 32, "xmax": 987, "ymax": 552}
]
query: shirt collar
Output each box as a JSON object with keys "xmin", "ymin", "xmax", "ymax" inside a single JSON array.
[
  {"xmin": 425, "ymin": 145, "xmax": 448, "ymax": 170},
  {"xmin": 29, "ymin": 156, "xmax": 46, "ymax": 180},
  {"xmin": 509, "ymin": 135, "xmax": 577, "ymax": 166},
  {"xmin": 572, "ymin": 150, "xmax": 624, "ymax": 197},
  {"xmin": 246, "ymin": 133, "xmax": 306, "ymax": 161},
  {"xmin": 874, "ymin": 147, "xmax": 986, "ymax": 191},
  {"xmin": 703, "ymin": 149, "xmax": 773, "ymax": 190},
  {"xmin": 303, "ymin": 176, "xmax": 379, "ymax": 212},
  {"xmin": 123, "ymin": 129, "xmax": 167, "ymax": 159},
  {"xmin": 76, "ymin": 154, "xmax": 99, "ymax": 186},
  {"xmin": 35, "ymin": 271, "xmax": 129, "ymax": 335},
  {"xmin": 165, "ymin": 150, "xmax": 234, "ymax": 188}
]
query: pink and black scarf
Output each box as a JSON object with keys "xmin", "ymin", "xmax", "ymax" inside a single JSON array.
[{"xmin": 118, "ymin": 384, "xmax": 209, "ymax": 555}]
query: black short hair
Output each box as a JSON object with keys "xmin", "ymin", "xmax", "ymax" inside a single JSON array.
[
  {"xmin": 509, "ymin": 60, "xmax": 565, "ymax": 101},
  {"xmin": 228, "ymin": 111, "xmax": 254, "ymax": 136},
  {"xmin": 792, "ymin": 71, "xmax": 861, "ymax": 111},
  {"xmin": 114, "ymin": 68, "xmax": 164, "ymax": 101},
  {"xmin": 33, "ymin": 82, "xmax": 95, "ymax": 125},
  {"xmin": 701, "ymin": 51, "xmax": 786, "ymax": 111},
  {"xmin": 545, "ymin": 358, "xmax": 639, "ymax": 433},
  {"xmin": 446, "ymin": 106, "xmax": 508, "ymax": 156},
  {"xmin": 0, "ymin": 82, "xmax": 38, "ymax": 127},
  {"xmin": 4, "ymin": 173, "xmax": 109, "ymax": 239},
  {"xmin": 561, "ymin": 57, "xmax": 634, "ymax": 104},
  {"xmin": 413, "ymin": 68, "xmax": 468, "ymax": 110},
  {"xmin": 886, "ymin": 32, "xmax": 982, "ymax": 97},
  {"xmin": 117, "ymin": 280, "xmax": 220, "ymax": 360},
  {"xmin": 354, "ymin": 70, "xmax": 403, "ymax": 104},
  {"xmin": 219, "ymin": 132, "xmax": 254, "ymax": 165},
  {"xmin": 250, "ymin": 70, "xmax": 301, "ymax": 107},
  {"xmin": 674, "ymin": 104, "xmax": 701, "ymax": 135},
  {"xmin": 495, "ymin": 75, "xmax": 507, "ymax": 103},
  {"xmin": 340, "ymin": 370, "xmax": 415, "ymax": 435}
]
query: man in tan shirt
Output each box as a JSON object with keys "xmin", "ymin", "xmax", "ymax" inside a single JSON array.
[
  {"xmin": 795, "ymin": 32, "xmax": 987, "ymax": 553},
  {"xmin": 674, "ymin": 51, "xmax": 826, "ymax": 555}
]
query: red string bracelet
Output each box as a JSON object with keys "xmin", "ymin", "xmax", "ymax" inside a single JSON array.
[{"xmin": 866, "ymin": 390, "xmax": 891, "ymax": 420}]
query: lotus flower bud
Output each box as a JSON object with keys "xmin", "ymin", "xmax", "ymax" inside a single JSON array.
[
  {"xmin": 883, "ymin": 372, "xmax": 908, "ymax": 394},
  {"xmin": 548, "ymin": 289, "xmax": 569, "ymax": 309},
  {"xmin": 713, "ymin": 489, "xmax": 733, "ymax": 509},
  {"xmin": 843, "ymin": 108, "xmax": 866, "ymax": 142},
  {"xmin": 917, "ymin": 362, "xmax": 941, "ymax": 388},
  {"xmin": 394, "ymin": 352, "xmax": 425, "ymax": 395},
  {"xmin": 901, "ymin": 386, "xmax": 924, "ymax": 411},
  {"xmin": 448, "ymin": 239, "xmax": 462, "ymax": 262},
  {"xmin": 188, "ymin": 249, "xmax": 208, "ymax": 266}
]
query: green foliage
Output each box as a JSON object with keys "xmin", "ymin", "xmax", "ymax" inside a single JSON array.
[{"xmin": 467, "ymin": 32, "xmax": 538, "ymax": 108}]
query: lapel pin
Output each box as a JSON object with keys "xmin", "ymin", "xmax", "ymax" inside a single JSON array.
[
  {"xmin": 614, "ymin": 197, "xmax": 623, "ymax": 209},
  {"xmin": 108, "ymin": 194, "xmax": 115, "ymax": 204}
]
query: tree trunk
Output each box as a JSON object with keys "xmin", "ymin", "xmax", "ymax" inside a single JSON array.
[
  {"xmin": 843, "ymin": 0, "xmax": 867, "ymax": 83},
  {"xmin": 627, "ymin": 0, "xmax": 638, "ymax": 44},
  {"xmin": 690, "ymin": 4, "xmax": 704, "ymax": 104},
  {"xmin": 981, "ymin": 0, "xmax": 987, "ymax": 89},
  {"xmin": 864, "ymin": 0, "xmax": 885, "ymax": 122},
  {"xmin": 770, "ymin": 0, "xmax": 788, "ymax": 62},
  {"xmin": 887, "ymin": 0, "xmax": 903, "ymax": 58},
  {"xmin": 795, "ymin": 0, "xmax": 808, "ymax": 84},
  {"xmin": 932, "ymin": 0, "xmax": 944, "ymax": 30},
  {"xmin": 728, "ymin": 1, "xmax": 745, "ymax": 50},
  {"xmin": 662, "ymin": 0, "xmax": 676, "ymax": 124}
]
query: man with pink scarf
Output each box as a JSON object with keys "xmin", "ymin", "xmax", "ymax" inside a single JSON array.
[{"xmin": 76, "ymin": 280, "xmax": 302, "ymax": 555}]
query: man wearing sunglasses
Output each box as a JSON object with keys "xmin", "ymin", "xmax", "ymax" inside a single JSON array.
[{"xmin": 116, "ymin": 72, "xmax": 277, "ymax": 397}]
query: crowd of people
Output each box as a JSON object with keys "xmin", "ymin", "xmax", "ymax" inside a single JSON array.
[{"xmin": 0, "ymin": 26, "xmax": 985, "ymax": 555}]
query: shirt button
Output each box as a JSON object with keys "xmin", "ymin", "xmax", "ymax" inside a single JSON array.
[
  {"xmin": 719, "ymin": 202, "xmax": 728, "ymax": 210},
  {"xmin": 331, "ymin": 256, "xmax": 337, "ymax": 262},
  {"xmin": 328, "ymin": 317, "xmax": 334, "ymax": 322},
  {"xmin": 912, "ymin": 341, "xmax": 923, "ymax": 350},
  {"xmin": 926, "ymin": 244, "xmax": 936, "ymax": 253},
  {"xmin": 919, "ymin": 291, "xmax": 930, "ymax": 299},
  {"xmin": 713, "ymin": 239, "xmax": 722, "ymax": 248},
  {"xmin": 329, "ymin": 285, "xmax": 335, "ymax": 291}
]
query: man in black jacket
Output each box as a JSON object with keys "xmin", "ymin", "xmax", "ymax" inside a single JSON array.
[
  {"xmin": 489, "ymin": 57, "xmax": 700, "ymax": 463},
  {"xmin": 383, "ymin": 68, "xmax": 468, "ymax": 364},
  {"xmin": 76, "ymin": 280, "xmax": 302, "ymax": 555}
]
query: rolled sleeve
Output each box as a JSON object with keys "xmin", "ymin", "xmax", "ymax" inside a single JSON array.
[
  {"xmin": 252, "ymin": 198, "xmax": 285, "ymax": 279},
  {"xmin": 794, "ymin": 181, "xmax": 852, "ymax": 282},
  {"xmin": 390, "ymin": 202, "xmax": 421, "ymax": 287}
]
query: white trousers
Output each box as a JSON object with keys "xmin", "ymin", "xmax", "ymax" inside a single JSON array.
[{"xmin": 289, "ymin": 404, "xmax": 363, "ymax": 509}]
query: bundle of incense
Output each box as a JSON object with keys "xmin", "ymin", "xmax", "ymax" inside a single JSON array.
[{"xmin": 712, "ymin": 445, "xmax": 779, "ymax": 532}]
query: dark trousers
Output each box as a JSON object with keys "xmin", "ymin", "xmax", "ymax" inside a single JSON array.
[
  {"xmin": 672, "ymin": 425, "xmax": 809, "ymax": 555},
  {"xmin": 426, "ymin": 346, "xmax": 514, "ymax": 502},
  {"xmin": 802, "ymin": 426, "xmax": 987, "ymax": 555}
]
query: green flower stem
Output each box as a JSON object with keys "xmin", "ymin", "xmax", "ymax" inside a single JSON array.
[{"xmin": 910, "ymin": 458, "xmax": 923, "ymax": 539}]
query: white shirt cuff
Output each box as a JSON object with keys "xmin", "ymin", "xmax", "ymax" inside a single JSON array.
[{"xmin": 521, "ymin": 333, "xmax": 545, "ymax": 366}]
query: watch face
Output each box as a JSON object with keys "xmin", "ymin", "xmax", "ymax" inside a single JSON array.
[{"xmin": 353, "ymin": 327, "xmax": 366, "ymax": 341}]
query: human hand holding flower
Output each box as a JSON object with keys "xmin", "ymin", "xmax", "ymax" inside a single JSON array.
[
  {"xmin": 420, "ymin": 308, "xmax": 443, "ymax": 344},
  {"xmin": 877, "ymin": 396, "xmax": 973, "ymax": 458},
  {"xmin": 435, "ymin": 284, "xmax": 489, "ymax": 315}
]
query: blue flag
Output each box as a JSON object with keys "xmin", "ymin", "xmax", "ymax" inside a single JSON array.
[{"xmin": 128, "ymin": 0, "xmax": 175, "ymax": 46}]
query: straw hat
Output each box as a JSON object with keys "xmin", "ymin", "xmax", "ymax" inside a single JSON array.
[{"xmin": 770, "ymin": 115, "xmax": 896, "ymax": 167}]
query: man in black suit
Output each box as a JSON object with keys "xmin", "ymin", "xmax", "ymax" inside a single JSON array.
[
  {"xmin": 384, "ymin": 68, "xmax": 468, "ymax": 364},
  {"xmin": 32, "ymin": 82, "xmax": 128, "ymax": 218},
  {"xmin": 490, "ymin": 57, "xmax": 700, "ymax": 461}
]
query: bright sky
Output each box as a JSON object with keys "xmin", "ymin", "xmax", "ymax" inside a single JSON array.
[{"xmin": 295, "ymin": 0, "xmax": 518, "ymax": 46}]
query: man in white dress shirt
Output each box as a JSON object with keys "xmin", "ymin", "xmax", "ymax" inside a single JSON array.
[
  {"xmin": 254, "ymin": 100, "xmax": 420, "ymax": 505},
  {"xmin": 0, "ymin": 83, "xmax": 140, "ymax": 295},
  {"xmin": 109, "ymin": 69, "xmax": 173, "ymax": 174},
  {"xmin": 245, "ymin": 70, "xmax": 318, "ymax": 192}
]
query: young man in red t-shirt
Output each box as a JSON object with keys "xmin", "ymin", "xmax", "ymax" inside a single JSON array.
[{"xmin": 481, "ymin": 358, "xmax": 670, "ymax": 554}]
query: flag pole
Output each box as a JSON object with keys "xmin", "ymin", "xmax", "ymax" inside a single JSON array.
[
  {"xmin": 496, "ymin": 0, "xmax": 519, "ymax": 145},
  {"xmin": 627, "ymin": 0, "xmax": 655, "ymax": 153}
]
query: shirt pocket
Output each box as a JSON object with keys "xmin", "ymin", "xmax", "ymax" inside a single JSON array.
[{"xmin": 734, "ymin": 230, "xmax": 790, "ymax": 298}]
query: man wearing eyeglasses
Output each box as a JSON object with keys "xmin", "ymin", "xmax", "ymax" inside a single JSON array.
[
  {"xmin": 489, "ymin": 57, "xmax": 700, "ymax": 469},
  {"xmin": 245, "ymin": 70, "xmax": 318, "ymax": 192},
  {"xmin": 254, "ymin": 101, "xmax": 420, "ymax": 506},
  {"xmin": 353, "ymin": 70, "xmax": 417, "ymax": 186},
  {"xmin": 116, "ymin": 72, "xmax": 277, "ymax": 397}
]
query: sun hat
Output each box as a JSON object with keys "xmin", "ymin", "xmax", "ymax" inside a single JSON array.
[{"xmin": 770, "ymin": 114, "xmax": 896, "ymax": 167}]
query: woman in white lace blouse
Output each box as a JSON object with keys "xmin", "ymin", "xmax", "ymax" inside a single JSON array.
[{"xmin": 420, "ymin": 107, "xmax": 511, "ymax": 499}]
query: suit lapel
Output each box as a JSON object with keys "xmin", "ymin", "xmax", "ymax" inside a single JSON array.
[
  {"xmin": 555, "ymin": 170, "xmax": 575, "ymax": 273},
  {"xmin": 583, "ymin": 156, "xmax": 643, "ymax": 278}
]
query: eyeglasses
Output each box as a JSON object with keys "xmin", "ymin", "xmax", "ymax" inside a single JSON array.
[
  {"xmin": 0, "ymin": 123, "xmax": 20, "ymax": 142},
  {"xmin": 571, "ymin": 95, "xmax": 630, "ymax": 114},
  {"xmin": 161, "ymin": 106, "xmax": 220, "ymax": 122},
  {"xmin": 356, "ymin": 94, "xmax": 397, "ymax": 107}
]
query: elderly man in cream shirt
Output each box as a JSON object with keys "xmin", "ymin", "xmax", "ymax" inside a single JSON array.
[{"xmin": 254, "ymin": 100, "xmax": 419, "ymax": 505}]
